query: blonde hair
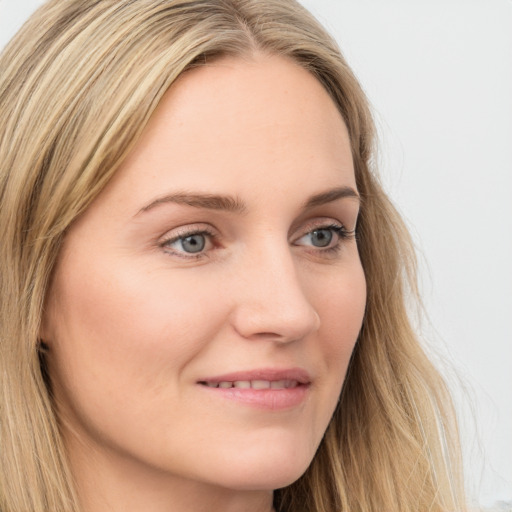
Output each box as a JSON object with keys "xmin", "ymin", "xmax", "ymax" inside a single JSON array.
[{"xmin": 0, "ymin": 1, "xmax": 466, "ymax": 511}]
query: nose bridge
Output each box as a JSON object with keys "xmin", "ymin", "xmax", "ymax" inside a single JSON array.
[{"xmin": 230, "ymin": 234, "xmax": 320, "ymax": 342}]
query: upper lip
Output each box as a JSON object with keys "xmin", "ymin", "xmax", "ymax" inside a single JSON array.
[{"xmin": 198, "ymin": 367, "xmax": 311, "ymax": 384}]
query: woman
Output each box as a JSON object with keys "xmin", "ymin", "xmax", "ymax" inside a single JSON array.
[{"xmin": 0, "ymin": 1, "xmax": 466, "ymax": 511}]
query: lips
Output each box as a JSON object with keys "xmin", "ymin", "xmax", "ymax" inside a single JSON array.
[
  {"xmin": 197, "ymin": 368, "xmax": 311, "ymax": 410},
  {"xmin": 198, "ymin": 367, "xmax": 311, "ymax": 387},
  {"xmin": 203, "ymin": 379, "xmax": 300, "ymax": 389}
]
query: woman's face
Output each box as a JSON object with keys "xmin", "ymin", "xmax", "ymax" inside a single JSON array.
[{"xmin": 42, "ymin": 55, "xmax": 366, "ymax": 499}]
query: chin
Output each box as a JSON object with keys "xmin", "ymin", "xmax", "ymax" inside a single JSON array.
[
  {"xmin": 203, "ymin": 444, "xmax": 315, "ymax": 491},
  {"xmin": 215, "ymin": 467, "xmax": 308, "ymax": 492}
]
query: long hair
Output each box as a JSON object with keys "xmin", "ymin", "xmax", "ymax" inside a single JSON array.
[{"xmin": 0, "ymin": 1, "xmax": 466, "ymax": 511}]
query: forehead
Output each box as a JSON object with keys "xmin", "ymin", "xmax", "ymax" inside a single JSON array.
[{"xmin": 90, "ymin": 54, "xmax": 355, "ymax": 216}]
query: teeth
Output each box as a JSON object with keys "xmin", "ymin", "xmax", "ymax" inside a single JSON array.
[
  {"xmin": 204, "ymin": 380, "xmax": 299, "ymax": 389},
  {"xmin": 252, "ymin": 380, "xmax": 270, "ymax": 389},
  {"xmin": 233, "ymin": 381, "xmax": 251, "ymax": 388}
]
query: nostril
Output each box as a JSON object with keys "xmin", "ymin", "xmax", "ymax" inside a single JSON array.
[{"xmin": 252, "ymin": 332, "xmax": 282, "ymax": 339}]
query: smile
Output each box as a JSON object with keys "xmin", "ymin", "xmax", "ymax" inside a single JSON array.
[
  {"xmin": 200, "ymin": 380, "xmax": 300, "ymax": 389},
  {"xmin": 196, "ymin": 368, "xmax": 311, "ymax": 410}
]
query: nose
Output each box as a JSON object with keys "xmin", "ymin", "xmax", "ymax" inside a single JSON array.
[{"xmin": 229, "ymin": 241, "xmax": 320, "ymax": 343}]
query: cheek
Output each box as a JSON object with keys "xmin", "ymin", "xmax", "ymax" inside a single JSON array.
[
  {"xmin": 50, "ymin": 255, "xmax": 223, "ymax": 352},
  {"xmin": 313, "ymin": 260, "xmax": 366, "ymax": 388},
  {"xmin": 317, "ymin": 258, "xmax": 366, "ymax": 339},
  {"xmin": 44, "ymin": 255, "xmax": 230, "ymax": 415},
  {"xmin": 44, "ymin": 256, "xmax": 237, "ymax": 468}
]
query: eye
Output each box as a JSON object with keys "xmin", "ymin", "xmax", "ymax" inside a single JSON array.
[
  {"xmin": 307, "ymin": 228, "xmax": 334, "ymax": 248},
  {"xmin": 176, "ymin": 233, "xmax": 206, "ymax": 253},
  {"xmin": 160, "ymin": 227, "xmax": 216, "ymax": 258},
  {"xmin": 294, "ymin": 223, "xmax": 354, "ymax": 251}
]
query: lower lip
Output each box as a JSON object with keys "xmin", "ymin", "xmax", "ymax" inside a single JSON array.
[{"xmin": 198, "ymin": 384, "xmax": 310, "ymax": 410}]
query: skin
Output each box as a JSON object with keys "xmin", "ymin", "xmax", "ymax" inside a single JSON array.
[{"xmin": 42, "ymin": 54, "xmax": 367, "ymax": 512}]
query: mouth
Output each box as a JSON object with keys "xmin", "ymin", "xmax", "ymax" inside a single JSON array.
[
  {"xmin": 196, "ymin": 368, "xmax": 311, "ymax": 410},
  {"xmin": 199, "ymin": 379, "xmax": 302, "ymax": 389}
]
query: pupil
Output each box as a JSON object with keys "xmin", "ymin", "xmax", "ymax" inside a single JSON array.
[
  {"xmin": 312, "ymin": 229, "xmax": 332, "ymax": 247},
  {"xmin": 182, "ymin": 234, "xmax": 205, "ymax": 253}
]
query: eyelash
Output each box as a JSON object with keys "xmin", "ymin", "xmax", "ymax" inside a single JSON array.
[
  {"xmin": 160, "ymin": 223, "xmax": 356, "ymax": 260},
  {"xmin": 298, "ymin": 223, "xmax": 356, "ymax": 256},
  {"xmin": 160, "ymin": 227, "xmax": 218, "ymax": 260}
]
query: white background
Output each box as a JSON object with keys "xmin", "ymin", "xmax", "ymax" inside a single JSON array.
[{"xmin": 1, "ymin": 0, "xmax": 511, "ymax": 507}]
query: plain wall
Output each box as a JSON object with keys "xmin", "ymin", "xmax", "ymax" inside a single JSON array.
[{"xmin": 1, "ymin": 0, "xmax": 511, "ymax": 507}]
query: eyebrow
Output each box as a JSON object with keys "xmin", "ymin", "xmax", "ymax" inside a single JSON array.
[
  {"xmin": 136, "ymin": 185, "xmax": 360, "ymax": 216},
  {"xmin": 303, "ymin": 186, "xmax": 360, "ymax": 209},
  {"xmin": 137, "ymin": 192, "xmax": 247, "ymax": 215}
]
